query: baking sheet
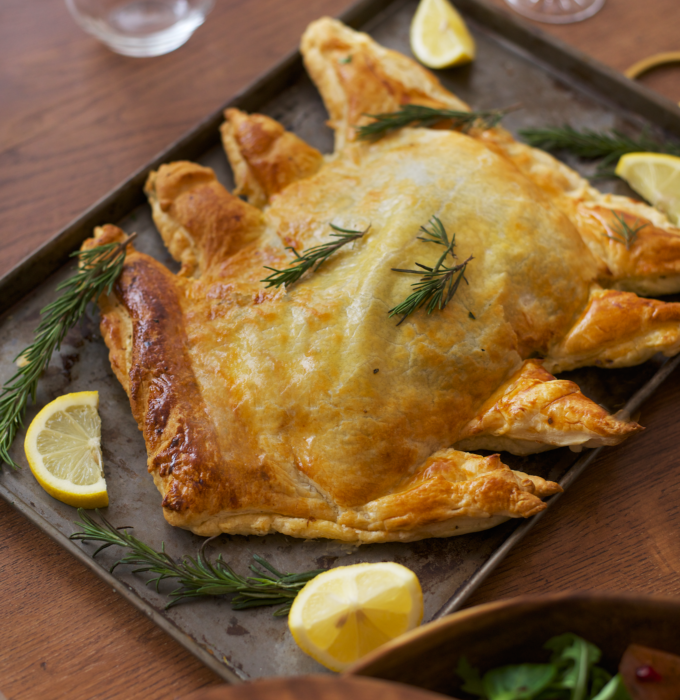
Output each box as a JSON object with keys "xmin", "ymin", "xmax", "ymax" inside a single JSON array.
[{"xmin": 2, "ymin": 0, "xmax": 680, "ymax": 683}]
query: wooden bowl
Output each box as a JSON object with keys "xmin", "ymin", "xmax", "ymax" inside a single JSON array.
[
  {"xmin": 181, "ymin": 675, "xmax": 454, "ymax": 700},
  {"xmin": 346, "ymin": 593, "xmax": 680, "ymax": 697}
]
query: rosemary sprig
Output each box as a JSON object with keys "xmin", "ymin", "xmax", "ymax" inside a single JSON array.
[
  {"xmin": 261, "ymin": 223, "xmax": 368, "ymax": 289},
  {"xmin": 70, "ymin": 509, "xmax": 325, "ymax": 615},
  {"xmin": 0, "ymin": 235, "xmax": 135, "ymax": 470},
  {"xmin": 519, "ymin": 124, "xmax": 680, "ymax": 173},
  {"xmin": 389, "ymin": 216, "xmax": 472, "ymax": 325},
  {"xmin": 603, "ymin": 211, "xmax": 648, "ymax": 250},
  {"xmin": 356, "ymin": 104, "xmax": 511, "ymax": 141}
]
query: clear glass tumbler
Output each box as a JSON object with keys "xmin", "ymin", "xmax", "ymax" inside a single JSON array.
[
  {"xmin": 65, "ymin": 0, "xmax": 214, "ymax": 57},
  {"xmin": 503, "ymin": 0, "xmax": 605, "ymax": 24}
]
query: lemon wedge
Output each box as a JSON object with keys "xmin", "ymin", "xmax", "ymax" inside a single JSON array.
[
  {"xmin": 288, "ymin": 562, "xmax": 423, "ymax": 671},
  {"xmin": 410, "ymin": 0, "xmax": 475, "ymax": 69},
  {"xmin": 616, "ymin": 152, "xmax": 680, "ymax": 226},
  {"xmin": 24, "ymin": 391, "xmax": 108, "ymax": 508}
]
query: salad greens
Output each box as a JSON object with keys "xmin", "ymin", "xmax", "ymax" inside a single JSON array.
[{"xmin": 456, "ymin": 634, "xmax": 631, "ymax": 700}]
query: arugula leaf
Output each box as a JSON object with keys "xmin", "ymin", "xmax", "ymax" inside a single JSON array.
[
  {"xmin": 546, "ymin": 633, "xmax": 602, "ymax": 669},
  {"xmin": 545, "ymin": 634, "xmax": 601, "ymax": 700},
  {"xmin": 483, "ymin": 664, "xmax": 557, "ymax": 700},
  {"xmin": 457, "ymin": 656, "xmax": 485, "ymax": 697},
  {"xmin": 590, "ymin": 675, "xmax": 631, "ymax": 700}
]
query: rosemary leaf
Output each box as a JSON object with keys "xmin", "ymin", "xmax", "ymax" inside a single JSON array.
[
  {"xmin": 389, "ymin": 217, "xmax": 472, "ymax": 326},
  {"xmin": 261, "ymin": 223, "xmax": 368, "ymax": 289},
  {"xmin": 356, "ymin": 104, "xmax": 512, "ymax": 141},
  {"xmin": 519, "ymin": 125, "xmax": 680, "ymax": 172},
  {"xmin": 70, "ymin": 509, "xmax": 325, "ymax": 614},
  {"xmin": 603, "ymin": 211, "xmax": 648, "ymax": 250},
  {"xmin": 0, "ymin": 235, "xmax": 135, "ymax": 470}
]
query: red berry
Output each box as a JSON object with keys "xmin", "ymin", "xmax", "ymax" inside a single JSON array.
[{"xmin": 636, "ymin": 665, "xmax": 663, "ymax": 682}]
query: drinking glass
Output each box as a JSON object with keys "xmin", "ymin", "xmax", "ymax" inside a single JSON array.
[
  {"xmin": 503, "ymin": 0, "xmax": 605, "ymax": 24},
  {"xmin": 65, "ymin": 0, "xmax": 214, "ymax": 57}
]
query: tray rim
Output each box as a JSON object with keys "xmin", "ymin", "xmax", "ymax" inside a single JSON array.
[{"xmin": 3, "ymin": 0, "xmax": 680, "ymax": 684}]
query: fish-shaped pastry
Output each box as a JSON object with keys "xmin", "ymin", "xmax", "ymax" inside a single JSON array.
[{"xmin": 83, "ymin": 19, "xmax": 680, "ymax": 543}]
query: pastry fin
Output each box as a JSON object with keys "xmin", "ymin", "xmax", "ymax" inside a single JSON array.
[
  {"xmin": 338, "ymin": 449, "xmax": 561, "ymax": 539},
  {"xmin": 145, "ymin": 161, "xmax": 265, "ymax": 277},
  {"xmin": 575, "ymin": 204, "xmax": 680, "ymax": 296},
  {"xmin": 300, "ymin": 17, "xmax": 469, "ymax": 151},
  {"xmin": 220, "ymin": 108, "xmax": 324, "ymax": 208},
  {"xmin": 545, "ymin": 287, "xmax": 680, "ymax": 373},
  {"xmin": 454, "ymin": 359, "xmax": 642, "ymax": 456},
  {"xmin": 82, "ymin": 225, "xmax": 135, "ymax": 394}
]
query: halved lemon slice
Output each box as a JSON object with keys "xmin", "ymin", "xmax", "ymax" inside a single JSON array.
[
  {"xmin": 616, "ymin": 152, "xmax": 680, "ymax": 226},
  {"xmin": 24, "ymin": 391, "xmax": 108, "ymax": 508},
  {"xmin": 288, "ymin": 562, "xmax": 423, "ymax": 672},
  {"xmin": 410, "ymin": 0, "xmax": 475, "ymax": 69}
]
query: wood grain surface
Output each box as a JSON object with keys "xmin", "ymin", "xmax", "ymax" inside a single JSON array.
[{"xmin": 1, "ymin": 0, "xmax": 679, "ymax": 698}]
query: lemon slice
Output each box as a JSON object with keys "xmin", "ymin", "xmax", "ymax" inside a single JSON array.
[
  {"xmin": 288, "ymin": 562, "xmax": 423, "ymax": 671},
  {"xmin": 616, "ymin": 152, "xmax": 680, "ymax": 226},
  {"xmin": 24, "ymin": 391, "xmax": 108, "ymax": 508},
  {"xmin": 410, "ymin": 0, "xmax": 475, "ymax": 69}
]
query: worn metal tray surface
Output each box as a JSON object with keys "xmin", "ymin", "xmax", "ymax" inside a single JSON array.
[{"xmin": 2, "ymin": 0, "xmax": 680, "ymax": 683}]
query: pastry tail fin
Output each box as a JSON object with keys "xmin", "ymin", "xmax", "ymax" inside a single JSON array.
[
  {"xmin": 454, "ymin": 359, "xmax": 642, "ymax": 456},
  {"xmin": 220, "ymin": 108, "xmax": 323, "ymax": 208},
  {"xmin": 545, "ymin": 287, "xmax": 680, "ymax": 373}
]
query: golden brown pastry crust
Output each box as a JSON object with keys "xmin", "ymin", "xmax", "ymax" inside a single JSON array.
[
  {"xmin": 575, "ymin": 205, "xmax": 680, "ymax": 295},
  {"xmin": 220, "ymin": 108, "xmax": 324, "ymax": 208},
  {"xmin": 92, "ymin": 224, "xmax": 561, "ymax": 541},
  {"xmin": 82, "ymin": 225, "xmax": 134, "ymax": 393},
  {"xmin": 545, "ymin": 287, "xmax": 680, "ymax": 373},
  {"xmin": 84, "ymin": 18, "xmax": 680, "ymax": 543},
  {"xmin": 145, "ymin": 161, "xmax": 265, "ymax": 277},
  {"xmin": 455, "ymin": 359, "xmax": 642, "ymax": 455},
  {"xmin": 300, "ymin": 17, "xmax": 469, "ymax": 151}
]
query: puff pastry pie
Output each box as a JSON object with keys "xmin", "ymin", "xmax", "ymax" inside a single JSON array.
[{"xmin": 83, "ymin": 18, "xmax": 680, "ymax": 543}]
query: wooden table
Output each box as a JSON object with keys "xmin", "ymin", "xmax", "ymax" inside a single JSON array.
[{"xmin": 1, "ymin": 0, "xmax": 679, "ymax": 697}]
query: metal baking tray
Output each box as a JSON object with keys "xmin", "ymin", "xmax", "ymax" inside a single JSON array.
[{"xmin": 2, "ymin": 0, "xmax": 680, "ymax": 684}]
